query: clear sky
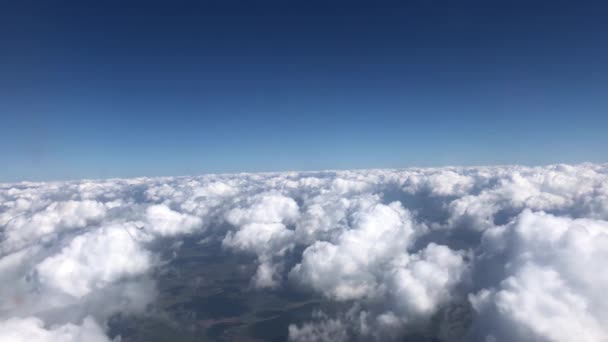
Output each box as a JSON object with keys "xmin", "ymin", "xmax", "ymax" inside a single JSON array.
[{"xmin": 1, "ymin": 0, "xmax": 607, "ymax": 182}]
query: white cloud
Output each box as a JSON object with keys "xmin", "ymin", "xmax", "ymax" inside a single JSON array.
[
  {"xmin": 1, "ymin": 200, "xmax": 107, "ymax": 254},
  {"xmin": 223, "ymin": 222, "xmax": 294, "ymax": 256},
  {"xmin": 469, "ymin": 210, "xmax": 608, "ymax": 342},
  {"xmin": 388, "ymin": 243, "xmax": 467, "ymax": 318},
  {"xmin": 36, "ymin": 224, "xmax": 152, "ymax": 298},
  {"xmin": 225, "ymin": 192, "xmax": 299, "ymax": 226},
  {"xmin": 1, "ymin": 163, "xmax": 608, "ymax": 341},
  {"xmin": 0, "ymin": 316, "xmax": 110, "ymax": 342},
  {"xmin": 221, "ymin": 192, "xmax": 299, "ymax": 288},
  {"xmin": 289, "ymin": 311, "xmax": 349, "ymax": 342},
  {"xmin": 290, "ymin": 200, "xmax": 418, "ymax": 300},
  {"xmin": 145, "ymin": 204, "xmax": 202, "ymax": 236},
  {"xmin": 403, "ymin": 169, "xmax": 475, "ymax": 196}
]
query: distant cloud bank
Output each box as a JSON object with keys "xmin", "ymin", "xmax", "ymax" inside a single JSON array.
[{"xmin": 1, "ymin": 163, "xmax": 608, "ymax": 341}]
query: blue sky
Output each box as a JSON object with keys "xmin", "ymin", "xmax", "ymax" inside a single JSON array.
[{"xmin": 1, "ymin": 0, "xmax": 607, "ymax": 182}]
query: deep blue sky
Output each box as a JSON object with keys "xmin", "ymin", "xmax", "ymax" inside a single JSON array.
[{"xmin": 1, "ymin": 0, "xmax": 607, "ymax": 182}]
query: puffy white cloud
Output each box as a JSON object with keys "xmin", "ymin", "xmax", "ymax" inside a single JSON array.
[
  {"xmin": 387, "ymin": 243, "xmax": 467, "ymax": 318},
  {"xmin": 1, "ymin": 162, "xmax": 608, "ymax": 341},
  {"xmin": 145, "ymin": 204, "xmax": 202, "ymax": 236},
  {"xmin": 222, "ymin": 192, "xmax": 300, "ymax": 288},
  {"xmin": 290, "ymin": 200, "xmax": 418, "ymax": 300},
  {"xmin": 403, "ymin": 169, "xmax": 475, "ymax": 197},
  {"xmin": 468, "ymin": 210, "xmax": 608, "ymax": 342},
  {"xmin": 36, "ymin": 224, "xmax": 152, "ymax": 298},
  {"xmin": 0, "ymin": 316, "xmax": 110, "ymax": 342},
  {"xmin": 225, "ymin": 192, "xmax": 299, "ymax": 226},
  {"xmin": 1, "ymin": 200, "xmax": 107, "ymax": 254},
  {"xmin": 192, "ymin": 181, "xmax": 237, "ymax": 198},
  {"xmin": 223, "ymin": 222, "xmax": 295, "ymax": 256}
]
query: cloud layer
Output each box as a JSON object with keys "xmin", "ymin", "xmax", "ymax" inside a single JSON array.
[{"xmin": 1, "ymin": 163, "xmax": 607, "ymax": 341}]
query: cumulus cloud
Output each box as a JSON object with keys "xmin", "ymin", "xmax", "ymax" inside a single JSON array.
[
  {"xmin": 0, "ymin": 316, "xmax": 110, "ymax": 342},
  {"xmin": 36, "ymin": 224, "xmax": 152, "ymax": 298},
  {"xmin": 468, "ymin": 210, "xmax": 608, "ymax": 342},
  {"xmin": 225, "ymin": 192, "xmax": 299, "ymax": 226},
  {"xmin": 290, "ymin": 200, "xmax": 419, "ymax": 300},
  {"xmin": 0, "ymin": 200, "xmax": 107, "ymax": 254},
  {"xmin": 220, "ymin": 192, "xmax": 301, "ymax": 287},
  {"xmin": 145, "ymin": 204, "xmax": 202, "ymax": 236},
  {"xmin": 0, "ymin": 163, "xmax": 607, "ymax": 341},
  {"xmin": 387, "ymin": 243, "xmax": 467, "ymax": 318}
]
